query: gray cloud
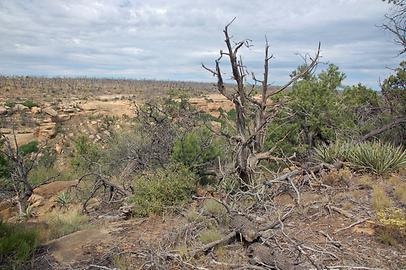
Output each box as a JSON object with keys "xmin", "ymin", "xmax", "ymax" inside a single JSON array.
[{"xmin": 0, "ymin": 0, "xmax": 401, "ymax": 88}]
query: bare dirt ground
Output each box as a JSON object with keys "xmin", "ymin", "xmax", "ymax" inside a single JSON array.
[{"xmin": 2, "ymin": 169, "xmax": 401, "ymax": 269}]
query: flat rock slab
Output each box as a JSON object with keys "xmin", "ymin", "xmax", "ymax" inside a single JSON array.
[
  {"xmin": 47, "ymin": 228, "xmax": 111, "ymax": 265},
  {"xmin": 34, "ymin": 180, "xmax": 78, "ymax": 199}
]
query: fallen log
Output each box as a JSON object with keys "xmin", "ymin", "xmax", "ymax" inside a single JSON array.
[
  {"xmin": 264, "ymin": 162, "xmax": 342, "ymax": 187},
  {"xmin": 188, "ymin": 231, "xmax": 237, "ymax": 257}
]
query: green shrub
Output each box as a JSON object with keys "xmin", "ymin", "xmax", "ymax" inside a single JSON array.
[
  {"xmin": 172, "ymin": 127, "xmax": 223, "ymax": 185},
  {"xmin": 348, "ymin": 141, "xmax": 406, "ymax": 175},
  {"xmin": 129, "ymin": 164, "xmax": 197, "ymax": 217},
  {"xmin": 71, "ymin": 136, "xmax": 102, "ymax": 170},
  {"xmin": 28, "ymin": 164, "xmax": 78, "ymax": 187},
  {"xmin": 376, "ymin": 207, "xmax": 406, "ymax": 245},
  {"xmin": 265, "ymin": 64, "xmax": 351, "ymax": 156},
  {"xmin": 21, "ymin": 100, "xmax": 38, "ymax": 109},
  {"xmin": 0, "ymin": 222, "xmax": 38, "ymax": 269},
  {"xmin": 0, "ymin": 153, "xmax": 10, "ymax": 179},
  {"xmin": 19, "ymin": 141, "xmax": 39, "ymax": 156},
  {"xmin": 172, "ymin": 127, "xmax": 223, "ymax": 168}
]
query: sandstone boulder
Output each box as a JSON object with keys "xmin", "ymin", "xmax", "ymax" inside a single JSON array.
[
  {"xmin": 28, "ymin": 194, "xmax": 45, "ymax": 208},
  {"xmin": 31, "ymin": 106, "xmax": 42, "ymax": 114},
  {"xmin": 43, "ymin": 107, "xmax": 58, "ymax": 117},
  {"xmin": 13, "ymin": 104, "xmax": 29, "ymax": 112},
  {"xmin": 57, "ymin": 114, "xmax": 70, "ymax": 122}
]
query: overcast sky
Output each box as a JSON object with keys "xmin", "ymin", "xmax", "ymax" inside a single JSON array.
[{"xmin": 0, "ymin": 0, "xmax": 402, "ymax": 89}]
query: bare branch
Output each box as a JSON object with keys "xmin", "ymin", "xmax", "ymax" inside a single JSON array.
[{"xmin": 269, "ymin": 42, "xmax": 321, "ymax": 97}]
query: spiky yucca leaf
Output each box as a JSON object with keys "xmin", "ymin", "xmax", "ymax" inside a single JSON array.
[
  {"xmin": 348, "ymin": 141, "xmax": 406, "ymax": 175},
  {"xmin": 314, "ymin": 140, "xmax": 350, "ymax": 164}
]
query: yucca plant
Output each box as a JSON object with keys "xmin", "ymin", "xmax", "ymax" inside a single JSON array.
[
  {"xmin": 55, "ymin": 191, "xmax": 72, "ymax": 208},
  {"xmin": 348, "ymin": 141, "xmax": 406, "ymax": 175},
  {"xmin": 314, "ymin": 140, "xmax": 350, "ymax": 164}
]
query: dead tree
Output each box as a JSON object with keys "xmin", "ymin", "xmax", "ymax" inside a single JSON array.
[
  {"xmin": 382, "ymin": 0, "xmax": 406, "ymax": 54},
  {"xmin": 0, "ymin": 132, "xmax": 37, "ymax": 218},
  {"xmin": 202, "ymin": 19, "xmax": 320, "ymax": 185}
]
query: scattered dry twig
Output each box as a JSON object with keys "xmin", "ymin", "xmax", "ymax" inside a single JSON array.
[{"xmin": 334, "ymin": 218, "xmax": 370, "ymax": 234}]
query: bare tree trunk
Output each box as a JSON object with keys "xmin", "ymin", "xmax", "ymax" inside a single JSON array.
[
  {"xmin": 203, "ymin": 19, "xmax": 320, "ymax": 186},
  {"xmin": 1, "ymin": 132, "xmax": 35, "ymax": 218}
]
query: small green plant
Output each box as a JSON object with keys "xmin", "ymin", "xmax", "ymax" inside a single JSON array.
[
  {"xmin": 376, "ymin": 207, "xmax": 406, "ymax": 246},
  {"xmin": 101, "ymin": 115, "xmax": 118, "ymax": 131},
  {"xmin": 21, "ymin": 100, "xmax": 38, "ymax": 109},
  {"xmin": 0, "ymin": 222, "xmax": 38, "ymax": 269},
  {"xmin": 37, "ymin": 146, "xmax": 57, "ymax": 168},
  {"xmin": 377, "ymin": 207, "xmax": 406, "ymax": 228},
  {"xmin": 348, "ymin": 141, "xmax": 406, "ymax": 175},
  {"xmin": 314, "ymin": 140, "xmax": 349, "ymax": 164},
  {"xmin": 113, "ymin": 254, "xmax": 132, "ymax": 270},
  {"xmin": 23, "ymin": 205, "xmax": 35, "ymax": 219},
  {"xmin": 378, "ymin": 228, "xmax": 399, "ymax": 246},
  {"xmin": 218, "ymin": 176, "xmax": 238, "ymax": 194},
  {"xmin": 4, "ymin": 100, "xmax": 15, "ymax": 108},
  {"xmin": 0, "ymin": 152, "xmax": 10, "ymax": 179},
  {"xmin": 199, "ymin": 228, "xmax": 224, "ymax": 244},
  {"xmin": 55, "ymin": 191, "xmax": 72, "ymax": 208},
  {"xmin": 129, "ymin": 164, "xmax": 197, "ymax": 217},
  {"xmin": 315, "ymin": 141, "xmax": 406, "ymax": 175}
]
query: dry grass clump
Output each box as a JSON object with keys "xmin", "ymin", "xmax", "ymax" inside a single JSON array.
[
  {"xmin": 357, "ymin": 175, "xmax": 374, "ymax": 187},
  {"xmin": 372, "ymin": 185, "xmax": 393, "ymax": 211},
  {"xmin": 387, "ymin": 175, "xmax": 406, "ymax": 205},
  {"xmin": 371, "ymin": 177, "xmax": 406, "ymax": 246},
  {"xmin": 203, "ymin": 199, "xmax": 227, "ymax": 217},
  {"xmin": 185, "ymin": 208, "xmax": 205, "ymax": 223},
  {"xmin": 199, "ymin": 228, "xmax": 224, "ymax": 244},
  {"xmin": 42, "ymin": 206, "xmax": 89, "ymax": 240},
  {"xmin": 322, "ymin": 168, "xmax": 352, "ymax": 186}
]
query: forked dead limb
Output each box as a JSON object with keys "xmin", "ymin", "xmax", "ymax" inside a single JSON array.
[{"xmin": 75, "ymin": 172, "xmax": 131, "ymax": 213}]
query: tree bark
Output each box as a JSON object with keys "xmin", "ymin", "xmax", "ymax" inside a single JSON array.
[
  {"xmin": 359, "ymin": 116, "xmax": 406, "ymax": 142},
  {"xmin": 202, "ymin": 19, "xmax": 320, "ymax": 186}
]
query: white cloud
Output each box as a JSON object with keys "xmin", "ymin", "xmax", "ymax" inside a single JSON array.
[{"xmin": 0, "ymin": 0, "xmax": 401, "ymax": 88}]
